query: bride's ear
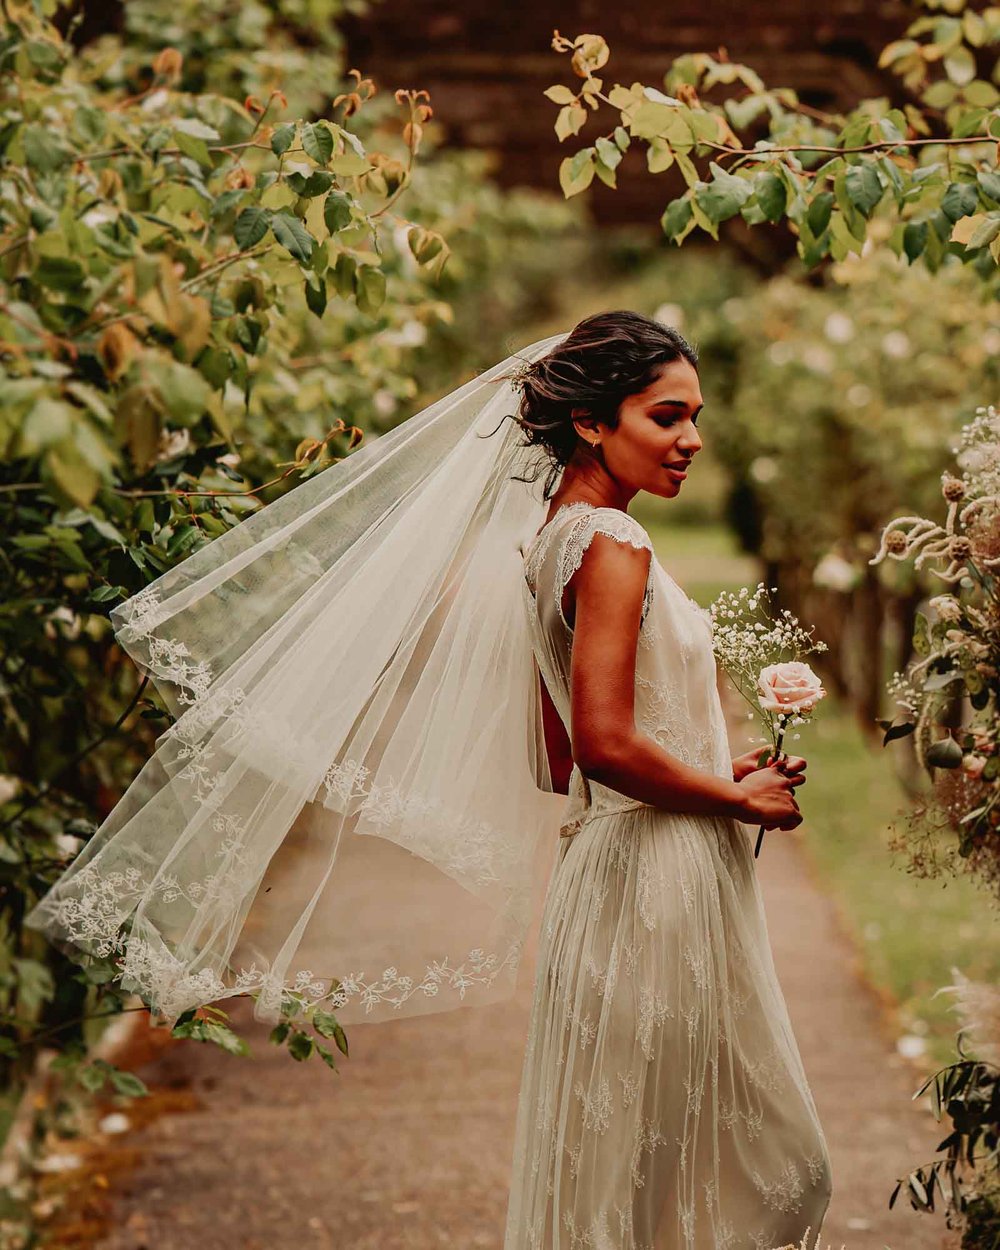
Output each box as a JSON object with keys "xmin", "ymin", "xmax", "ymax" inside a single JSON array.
[{"xmin": 570, "ymin": 406, "xmax": 602, "ymax": 447}]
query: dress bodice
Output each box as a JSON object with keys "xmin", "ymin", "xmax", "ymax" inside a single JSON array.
[{"xmin": 519, "ymin": 501, "xmax": 733, "ymax": 833}]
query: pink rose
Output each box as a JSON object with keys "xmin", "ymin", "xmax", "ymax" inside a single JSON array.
[
  {"xmin": 756, "ymin": 661, "xmax": 826, "ymax": 715},
  {"xmin": 963, "ymin": 754, "xmax": 987, "ymax": 780}
]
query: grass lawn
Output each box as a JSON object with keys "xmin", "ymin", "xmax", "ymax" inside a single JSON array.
[{"xmin": 645, "ymin": 516, "xmax": 1000, "ymax": 1075}]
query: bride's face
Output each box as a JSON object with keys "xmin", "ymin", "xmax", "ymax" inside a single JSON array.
[{"xmin": 575, "ymin": 357, "xmax": 704, "ymax": 500}]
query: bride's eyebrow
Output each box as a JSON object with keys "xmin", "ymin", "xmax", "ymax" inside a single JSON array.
[{"xmin": 649, "ymin": 399, "xmax": 704, "ymax": 414}]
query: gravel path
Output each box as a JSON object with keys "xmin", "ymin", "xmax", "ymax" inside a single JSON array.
[{"xmin": 41, "ymin": 690, "xmax": 951, "ymax": 1250}]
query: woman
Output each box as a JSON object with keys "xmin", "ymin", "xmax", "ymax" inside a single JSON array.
[
  {"xmin": 504, "ymin": 311, "xmax": 832, "ymax": 1248},
  {"xmin": 25, "ymin": 308, "xmax": 830, "ymax": 1247}
]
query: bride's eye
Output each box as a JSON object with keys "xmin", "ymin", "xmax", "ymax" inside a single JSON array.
[{"xmin": 654, "ymin": 414, "xmax": 699, "ymax": 427}]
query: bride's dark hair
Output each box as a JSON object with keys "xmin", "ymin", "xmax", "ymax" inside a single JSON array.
[{"xmin": 509, "ymin": 309, "xmax": 699, "ymax": 498}]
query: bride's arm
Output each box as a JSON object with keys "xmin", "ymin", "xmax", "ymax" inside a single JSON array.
[{"xmin": 566, "ymin": 534, "xmax": 757, "ymax": 823}]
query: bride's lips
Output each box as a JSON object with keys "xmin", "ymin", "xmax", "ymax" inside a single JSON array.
[{"xmin": 664, "ymin": 463, "xmax": 688, "ymax": 481}]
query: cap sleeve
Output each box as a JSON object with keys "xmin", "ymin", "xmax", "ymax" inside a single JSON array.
[{"xmin": 555, "ymin": 508, "xmax": 655, "ymax": 633}]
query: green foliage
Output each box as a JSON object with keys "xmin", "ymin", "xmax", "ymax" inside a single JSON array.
[
  {"xmin": 0, "ymin": 1, "xmax": 581, "ymax": 1147},
  {"xmin": 546, "ymin": 6, "xmax": 1000, "ymax": 288},
  {"xmin": 891, "ymin": 1051, "xmax": 1000, "ymax": 1236}
]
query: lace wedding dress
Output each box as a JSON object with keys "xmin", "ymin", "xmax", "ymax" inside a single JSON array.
[{"xmin": 505, "ymin": 501, "xmax": 832, "ymax": 1250}]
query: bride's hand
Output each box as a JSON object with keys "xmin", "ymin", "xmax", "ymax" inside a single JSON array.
[
  {"xmin": 732, "ymin": 748, "xmax": 808, "ymax": 784},
  {"xmin": 734, "ymin": 755, "xmax": 806, "ymax": 830}
]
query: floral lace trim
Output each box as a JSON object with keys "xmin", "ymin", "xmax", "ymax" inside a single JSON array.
[
  {"xmin": 522, "ymin": 502, "xmax": 655, "ymax": 633},
  {"xmin": 557, "ymin": 508, "xmax": 655, "ymax": 633},
  {"xmin": 521, "ymin": 499, "xmax": 595, "ymax": 590},
  {"xmin": 319, "ymin": 758, "xmax": 523, "ymax": 892},
  {"xmin": 114, "ymin": 585, "xmax": 213, "ymax": 706},
  {"xmin": 751, "ymin": 1158, "xmax": 805, "ymax": 1213},
  {"xmin": 29, "ymin": 855, "xmax": 523, "ymax": 1022}
]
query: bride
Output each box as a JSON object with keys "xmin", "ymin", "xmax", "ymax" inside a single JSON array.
[
  {"xmin": 26, "ymin": 309, "xmax": 830, "ymax": 1247},
  {"xmin": 503, "ymin": 312, "xmax": 831, "ymax": 1248}
]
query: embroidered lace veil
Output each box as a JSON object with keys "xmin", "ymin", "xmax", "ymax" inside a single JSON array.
[{"xmin": 25, "ymin": 334, "xmax": 571, "ymax": 1029}]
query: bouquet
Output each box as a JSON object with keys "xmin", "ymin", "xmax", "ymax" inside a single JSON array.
[{"xmin": 709, "ymin": 582, "xmax": 829, "ymax": 857}]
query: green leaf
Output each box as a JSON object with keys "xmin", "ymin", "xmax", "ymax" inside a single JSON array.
[
  {"xmin": 977, "ymin": 170, "xmax": 1000, "ymax": 204},
  {"xmin": 45, "ymin": 450, "xmax": 100, "ymax": 507},
  {"xmin": 558, "ymin": 149, "xmax": 596, "ymax": 198},
  {"xmin": 844, "ymin": 164, "xmax": 883, "ymax": 217},
  {"xmin": 940, "ymin": 181, "xmax": 979, "ymax": 223},
  {"xmin": 271, "ymin": 212, "xmax": 315, "ymax": 263},
  {"xmin": 694, "ymin": 162, "xmax": 752, "ymax": 224},
  {"xmin": 903, "ymin": 220, "xmax": 928, "ymax": 262},
  {"xmin": 72, "ymin": 106, "xmax": 107, "ymax": 146},
  {"xmin": 316, "ymin": 1043, "xmax": 340, "ymax": 1071},
  {"xmin": 271, "ymin": 123, "xmax": 296, "ymax": 156},
  {"xmin": 77, "ymin": 1063, "xmax": 108, "ymax": 1092},
  {"xmin": 966, "ymin": 213, "xmax": 1000, "ymax": 249},
  {"xmin": 646, "ymin": 140, "xmax": 674, "ymax": 174},
  {"xmin": 203, "ymin": 1021, "xmax": 250, "ymax": 1055},
  {"xmin": 212, "ymin": 189, "xmax": 246, "ymax": 219},
  {"xmin": 173, "ymin": 129, "xmax": 212, "ymax": 169},
  {"xmin": 882, "ymin": 720, "xmax": 915, "ymax": 746},
  {"xmin": 288, "ymin": 1029, "xmax": 314, "ymax": 1061},
  {"xmin": 287, "ymin": 170, "xmax": 333, "ymax": 198},
  {"xmin": 963, "ymin": 79, "xmax": 999, "ymax": 108},
  {"xmin": 329, "ymin": 151, "xmax": 370, "ymax": 176},
  {"xmin": 356, "ymin": 266, "xmax": 386, "ymax": 316},
  {"xmin": 20, "ymin": 398, "xmax": 73, "ymax": 453},
  {"xmin": 943, "ymin": 45, "xmax": 976, "ymax": 86},
  {"xmin": 26, "ymin": 38, "xmax": 64, "ymax": 75},
  {"xmin": 150, "ymin": 360, "xmax": 212, "ymax": 425},
  {"xmin": 333, "ymin": 253, "xmax": 356, "ymax": 299},
  {"xmin": 925, "ymin": 736, "xmax": 963, "ymax": 769},
  {"xmin": 408, "ymin": 226, "xmax": 443, "ymax": 264},
  {"xmin": 305, "ymin": 275, "xmax": 327, "ymax": 319},
  {"xmin": 544, "ymin": 85, "xmax": 577, "ymax": 105},
  {"xmin": 302, "ymin": 122, "xmax": 334, "ymax": 165},
  {"xmin": 660, "ymin": 196, "xmax": 693, "ymax": 240},
  {"xmin": 234, "ymin": 206, "xmax": 270, "ymax": 250},
  {"xmin": 22, "ymin": 124, "xmax": 67, "ymax": 172},
  {"xmin": 108, "ymin": 1069, "xmax": 149, "ymax": 1097},
  {"xmin": 806, "ymin": 192, "xmax": 835, "ymax": 235},
  {"xmin": 754, "ymin": 172, "xmax": 787, "ymax": 222},
  {"xmin": 323, "ymin": 189, "xmax": 353, "ymax": 233},
  {"xmin": 312, "ymin": 1010, "xmax": 340, "ymax": 1039},
  {"xmin": 197, "ymin": 347, "xmax": 234, "ymax": 389},
  {"xmin": 174, "ymin": 117, "xmax": 221, "ymax": 142},
  {"xmin": 555, "ymin": 104, "xmax": 587, "ymax": 141},
  {"xmin": 34, "ymin": 255, "xmax": 86, "ymax": 292},
  {"xmin": 595, "ymin": 136, "xmax": 623, "ymax": 171}
]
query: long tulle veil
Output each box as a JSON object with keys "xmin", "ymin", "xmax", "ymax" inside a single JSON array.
[{"xmin": 25, "ymin": 333, "xmax": 571, "ymax": 1028}]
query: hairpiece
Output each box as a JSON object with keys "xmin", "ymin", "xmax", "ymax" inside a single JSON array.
[{"xmin": 507, "ymin": 357, "xmax": 539, "ymax": 392}]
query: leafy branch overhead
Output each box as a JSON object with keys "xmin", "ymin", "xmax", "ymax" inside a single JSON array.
[{"xmin": 545, "ymin": 6, "xmax": 1000, "ymax": 282}]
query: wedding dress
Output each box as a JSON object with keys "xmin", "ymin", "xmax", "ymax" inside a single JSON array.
[{"xmin": 504, "ymin": 500, "xmax": 832, "ymax": 1250}]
